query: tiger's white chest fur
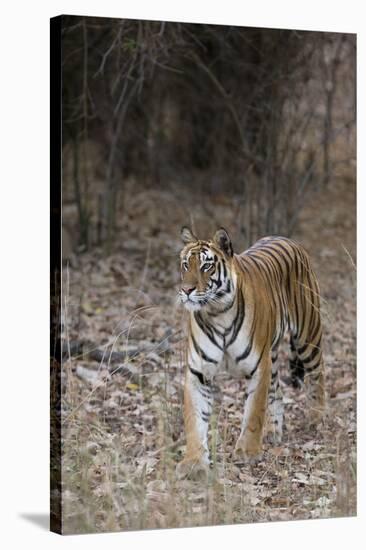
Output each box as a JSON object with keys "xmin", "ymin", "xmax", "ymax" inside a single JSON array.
[{"xmin": 191, "ymin": 304, "xmax": 261, "ymax": 381}]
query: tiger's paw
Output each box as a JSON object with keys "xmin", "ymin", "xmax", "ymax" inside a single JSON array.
[
  {"xmin": 176, "ymin": 457, "xmax": 210, "ymax": 480},
  {"xmin": 264, "ymin": 423, "xmax": 283, "ymax": 445},
  {"xmin": 233, "ymin": 437, "xmax": 263, "ymax": 464},
  {"xmin": 264, "ymin": 430, "xmax": 282, "ymax": 446}
]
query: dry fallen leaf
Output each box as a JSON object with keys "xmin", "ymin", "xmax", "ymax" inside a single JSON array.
[{"xmin": 126, "ymin": 383, "xmax": 140, "ymax": 391}]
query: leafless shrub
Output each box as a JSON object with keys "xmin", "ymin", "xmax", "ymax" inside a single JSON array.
[{"xmin": 61, "ymin": 16, "xmax": 355, "ymax": 252}]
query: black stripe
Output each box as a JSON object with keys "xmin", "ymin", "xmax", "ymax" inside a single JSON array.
[
  {"xmin": 293, "ymin": 255, "xmax": 301, "ymax": 338},
  {"xmin": 246, "ymin": 256, "xmax": 280, "ymax": 312},
  {"xmin": 191, "ymin": 334, "xmax": 218, "ymax": 364},
  {"xmin": 297, "ymin": 302, "xmax": 312, "ymax": 346},
  {"xmin": 227, "ymin": 290, "xmax": 245, "ymax": 347},
  {"xmin": 297, "ymin": 342, "xmax": 307, "ymax": 356},
  {"xmin": 249, "ymin": 363, "xmax": 258, "ymax": 377},
  {"xmin": 297, "ymin": 318, "xmax": 321, "ymax": 357},
  {"xmin": 290, "ymin": 335, "xmax": 297, "ymax": 353},
  {"xmin": 249, "ymin": 250, "xmax": 278, "ymax": 278},
  {"xmin": 271, "ymin": 330, "xmax": 283, "ymax": 351},
  {"xmin": 246, "ymin": 252, "xmax": 268, "ymax": 274},
  {"xmin": 271, "ymin": 241, "xmax": 294, "ymax": 265},
  {"xmin": 258, "ymin": 249, "xmax": 288, "ymax": 318},
  {"xmin": 261, "ymin": 245, "xmax": 291, "ymax": 276},
  {"xmin": 304, "ymin": 281, "xmax": 317, "ymax": 339},
  {"xmin": 236, "ymin": 339, "xmax": 252, "ymax": 362},
  {"xmin": 217, "ymin": 261, "xmax": 221, "ymax": 281},
  {"xmin": 250, "ymin": 343, "xmax": 267, "ymax": 376},
  {"xmin": 301, "ymin": 340, "xmax": 322, "ymax": 364},
  {"xmin": 189, "ymin": 366, "xmax": 210, "ymax": 385},
  {"xmin": 212, "ymin": 262, "xmax": 222, "ymax": 288},
  {"xmin": 310, "ymin": 310, "xmax": 321, "ymax": 341},
  {"xmin": 269, "ymin": 242, "xmax": 295, "ymax": 299},
  {"xmin": 194, "ymin": 312, "xmax": 223, "ymax": 350},
  {"xmin": 212, "ymin": 279, "xmax": 222, "ymax": 289},
  {"xmin": 305, "ymin": 362, "xmax": 322, "ymax": 374},
  {"xmin": 199, "ymin": 386, "xmax": 212, "ymax": 398},
  {"xmin": 209, "ymin": 296, "xmax": 236, "ymax": 316}
]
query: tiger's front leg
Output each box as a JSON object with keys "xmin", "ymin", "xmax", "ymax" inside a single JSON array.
[
  {"xmin": 234, "ymin": 350, "xmax": 271, "ymax": 462},
  {"xmin": 176, "ymin": 366, "xmax": 213, "ymax": 480}
]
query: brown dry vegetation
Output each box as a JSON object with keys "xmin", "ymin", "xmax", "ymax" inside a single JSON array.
[
  {"xmin": 60, "ymin": 172, "xmax": 356, "ymax": 534},
  {"xmin": 55, "ymin": 19, "xmax": 356, "ymax": 534}
]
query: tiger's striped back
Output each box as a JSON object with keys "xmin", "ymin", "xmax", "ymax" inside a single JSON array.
[{"xmin": 236, "ymin": 236, "xmax": 323, "ymax": 387}]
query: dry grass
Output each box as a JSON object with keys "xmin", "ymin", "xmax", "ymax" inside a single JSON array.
[{"xmin": 60, "ymin": 176, "xmax": 356, "ymax": 534}]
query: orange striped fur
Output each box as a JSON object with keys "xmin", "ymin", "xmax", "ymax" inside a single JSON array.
[{"xmin": 176, "ymin": 227, "xmax": 325, "ymax": 479}]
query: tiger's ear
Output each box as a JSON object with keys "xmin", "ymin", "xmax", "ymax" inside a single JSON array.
[
  {"xmin": 181, "ymin": 226, "xmax": 198, "ymax": 244},
  {"xmin": 213, "ymin": 228, "xmax": 234, "ymax": 257}
]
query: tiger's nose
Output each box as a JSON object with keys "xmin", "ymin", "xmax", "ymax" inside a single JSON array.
[{"xmin": 182, "ymin": 286, "xmax": 195, "ymax": 296}]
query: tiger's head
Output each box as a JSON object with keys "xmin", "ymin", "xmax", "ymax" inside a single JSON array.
[{"xmin": 179, "ymin": 226, "xmax": 236, "ymax": 312}]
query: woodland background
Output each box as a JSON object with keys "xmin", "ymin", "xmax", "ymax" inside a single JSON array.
[{"xmin": 56, "ymin": 16, "xmax": 356, "ymax": 533}]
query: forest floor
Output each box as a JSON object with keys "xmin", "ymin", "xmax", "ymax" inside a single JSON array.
[{"xmin": 60, "ymin": 175, "xmax": 356, "ymax": 534}]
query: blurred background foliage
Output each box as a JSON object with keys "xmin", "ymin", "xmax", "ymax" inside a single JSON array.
[{"xmin": 61, "ymin": 16, "xmax": 356, "ymax": 256}]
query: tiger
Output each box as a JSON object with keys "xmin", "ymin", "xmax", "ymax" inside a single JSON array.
[{"xmin": 176, "ymin": 226, "xmax": 325, "ymax": 479}]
